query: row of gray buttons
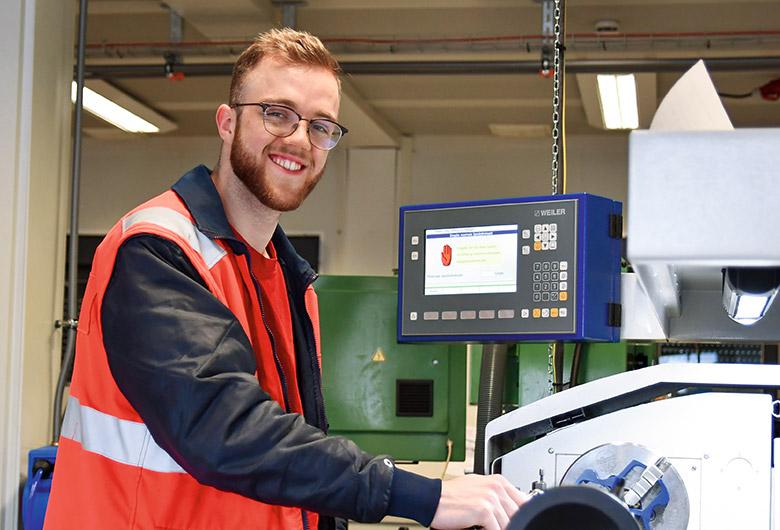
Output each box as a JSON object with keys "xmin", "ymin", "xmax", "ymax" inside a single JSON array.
[
  {"xmin": 534, "ymin": 261, "xmax": 568, "ymax": 272},
  {"xmin": 410, "ymin": 309, "xmax": 515, "ymax": 321},
  {"xmin": 533, "ymin": 282, "xmax": 568, "ymax": 292},
  {"xmin": 533, "ymin": 271, "xmax": 568, "ymax": 282}
]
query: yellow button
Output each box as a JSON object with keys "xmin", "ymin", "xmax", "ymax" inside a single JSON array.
[
  {"xmin": 551, "ymin": 308, "xmax": 559, "ymax": 318},
  {"xmin": 534, "ymin": 241, "xmax": 542, "ymax": 251},
  {"xmin": 560, "ymin": 292, "xmax": 568, "ymax": 301},
  {"xmin": 533, "ymin": 308, "xmax": 541, "ymax": 318}
]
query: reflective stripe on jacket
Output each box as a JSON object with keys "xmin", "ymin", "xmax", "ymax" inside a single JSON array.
[{"xmin": 44, "ymin": 166, "xmax": 395, "ymax": 530}]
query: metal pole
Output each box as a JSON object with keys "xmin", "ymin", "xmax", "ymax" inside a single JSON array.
[
  {"xmin": 53, "ymin": 0, "xmax": 87, "ymax": 443},
  {"xmin": 272, "ymin": 1, "xmax": 307, "ymax": 30},
  {"xmin": 80, "ymin": 56, "xmax": 780, "ymax": 79}
]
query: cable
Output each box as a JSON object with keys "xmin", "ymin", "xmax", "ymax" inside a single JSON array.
[
  {"xmin": 718, "ymin": 90, "xmax": 756, "ymax": 98},
  {"xmin": 719, "ymin": 77, "xmax": 780, "ymax": 100},
  {"xmin": 570, "ymin": 342, "xmax": 583, "ymax": 387},
  {"xmin": 441, "ymin": 439, "xmax": 453, "ymax": 479},
  {"xmin": 560, "ymin": 0, "xmax": 568, "ymax": 194}
]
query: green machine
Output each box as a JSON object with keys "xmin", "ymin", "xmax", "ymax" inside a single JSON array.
[
  {"xmin": 316, "ymin": 275, "xmax": 466, "ymax": 462},
  {"xmin": 469, "ymin": 341, "xmax": 654, "ymax": 410}
]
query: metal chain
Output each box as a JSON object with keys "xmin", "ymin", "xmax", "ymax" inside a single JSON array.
[
  {"xmin": 547, "ymin": 342, "xmax": 555, "ymax": 395},
  {"xmin": 547, "ymin": 0, "xmax": 565, "ymax": 395},
  {"xmin": 550, "ymin": 0, "xmax": 564, "ymax": 197},
  {"xmin": 540, "ymin": 0, "xmax": 553, "ymax": 76}
]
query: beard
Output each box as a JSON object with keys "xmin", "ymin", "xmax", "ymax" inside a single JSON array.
[{"xmin": 230, "ymin": 118, "xmax": 325, "ymax": 212}]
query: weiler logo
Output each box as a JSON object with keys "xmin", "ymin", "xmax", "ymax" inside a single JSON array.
[{"xmin": 534, "ymin": 208, "xmax": 566, "ymax": 217}]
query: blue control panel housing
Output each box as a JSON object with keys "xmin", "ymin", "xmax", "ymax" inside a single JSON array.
[{"xmin": 398, "ymin": 193, "xmax": 622, "ymax": 343}]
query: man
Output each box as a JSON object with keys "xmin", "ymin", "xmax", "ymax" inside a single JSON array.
[{"xmin": 45, "ymin": 28, "xmax": 527, "ymax": 530}]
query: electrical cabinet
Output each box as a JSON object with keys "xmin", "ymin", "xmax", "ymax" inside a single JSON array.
[{"xmin": 317, "ymin": 275, "xmax": 467, "ymax": 462}]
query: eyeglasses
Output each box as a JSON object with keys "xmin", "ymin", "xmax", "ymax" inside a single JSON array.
[{"xmin": 231, "ymin": 102, "xmax": 348, "ymax": 151}]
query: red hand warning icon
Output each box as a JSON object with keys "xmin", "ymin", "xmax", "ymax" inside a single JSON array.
[{"xmin": 441, "ymin": 244, "xmax": 452, "ymax": 266}]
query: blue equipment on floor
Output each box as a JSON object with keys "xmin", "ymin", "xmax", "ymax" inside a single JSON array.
[{"xmin": 22, "ymin": 445, "xmax": 57, "ymax": 530}]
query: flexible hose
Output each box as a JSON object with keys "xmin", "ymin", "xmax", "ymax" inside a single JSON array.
[
  {"xmin": 570, "ymin": 343, "xmax": 583, "ymax": 388},
  {"xmin": 473, "ymin": 343, "xmax": 508, "ymax": 474}
]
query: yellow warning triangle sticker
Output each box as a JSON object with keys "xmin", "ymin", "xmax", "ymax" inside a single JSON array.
[{"xmin": 371, "ymin": 348, "xmax": 387, "ymax": 362}]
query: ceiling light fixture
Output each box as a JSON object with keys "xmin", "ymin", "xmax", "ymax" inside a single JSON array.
[
  {"xmin": 71, "ymin": 80, "xmax": 176, "ymax": 134},
  {"xmin": 597, "ymin": 74, "xmax": 639, "ymax": 130}
]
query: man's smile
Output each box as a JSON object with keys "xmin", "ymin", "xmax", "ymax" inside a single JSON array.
[{"xmin": 270, "ymin": 154, "xmax": 304, "ymax": 172}]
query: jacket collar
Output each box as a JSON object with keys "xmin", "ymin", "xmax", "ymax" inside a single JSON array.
[
  {"xmin": 171, "ymin": 165, "xmax": 233, "ymax": 239},
  {"xmin": 171, "ymin": 165, "xmax": 317, "ymax": 288}
]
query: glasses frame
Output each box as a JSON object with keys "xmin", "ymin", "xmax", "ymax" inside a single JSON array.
[{"xmin": 231, "ymin": 102, "xmax": 348, "ymax": 151}]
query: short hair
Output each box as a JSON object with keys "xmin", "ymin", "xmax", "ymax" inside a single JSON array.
[{"xmin": 229, "ymin": 28, "xmax": 341, "ymax": 105}]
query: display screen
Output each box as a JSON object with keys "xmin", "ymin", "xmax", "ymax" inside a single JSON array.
[{"xmin": 424, "ymin": 224, "xmax": 518, "ymax": 296}]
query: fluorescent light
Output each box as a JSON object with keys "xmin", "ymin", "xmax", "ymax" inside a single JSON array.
[
  {"xmin": 616, "ymin": 75, "xmax": 639, "ymax": 127},
  {"xmin": 71, "ymin": 81, "xmax": 160, "ymax": 133},
  {"xmin": 597, "ymin": 75, "xmax": 621, "ymax": 128},
  {"xmin": 597, "ymin": 74, "xmax": 639, "ymax": 130}
]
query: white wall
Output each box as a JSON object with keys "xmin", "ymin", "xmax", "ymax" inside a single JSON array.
[
  {"xmin": 79, "ymin": 136, "xmax": 222, "ymax": 234},
  {"xmin": 338, "ymin": 148, "xmax": 399, "ymax": 275},
  {"xmin": 409, "ymin": 134, "xmax": 628, "ymax": 207}
]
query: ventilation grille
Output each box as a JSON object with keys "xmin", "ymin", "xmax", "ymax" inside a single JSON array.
[{"xmin": 396, "ymin": 379, "xmax": 434, "ymax": 417}]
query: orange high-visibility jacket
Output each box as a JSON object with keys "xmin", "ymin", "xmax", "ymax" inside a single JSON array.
[{"xmin": 43, "ymin": 166, "xmax": 416, "ymax": 530}]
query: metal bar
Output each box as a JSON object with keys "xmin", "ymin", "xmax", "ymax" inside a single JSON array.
[
  {"xmin": 340, "ymin": 57, "xmax": 780, "ymax": 75},
  {"xmin": 81, "ymin": 56, "xmax": 780, "ymax": 79}
]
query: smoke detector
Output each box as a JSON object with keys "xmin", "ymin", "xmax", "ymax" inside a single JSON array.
[{"xmin": 595, "ymin": 19, "xmax": 620, "ymax": 34}]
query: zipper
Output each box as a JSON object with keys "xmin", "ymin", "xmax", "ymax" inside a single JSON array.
[
  {"xmin": 302, "ymin": 271, "xmax": 329, "ymax": 432},
  {"xmin": 213, "ymin": 233, "xmax": 293, "ymax": 413},
  {"xmin": 247, "ymin": 249, "xmax": 293, "ymax": 413}
]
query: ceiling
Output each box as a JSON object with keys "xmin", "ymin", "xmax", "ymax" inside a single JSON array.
[{"xmin": 79, "ymin": 0, "xmax": 780, "ymax": 145}]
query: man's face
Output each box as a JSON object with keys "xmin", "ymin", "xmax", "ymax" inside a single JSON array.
[{"xmin": 229, "ymin": 58, "xmax": 340, "ymax": 212}]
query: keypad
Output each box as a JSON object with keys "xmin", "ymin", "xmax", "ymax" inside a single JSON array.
[
  {"xmin": 532, "ymin": 223, "xmax": 558, "ymax": 251},
  {"xmin": 525, "ymin": 260, "xmax": 569, "ymax": 319}
]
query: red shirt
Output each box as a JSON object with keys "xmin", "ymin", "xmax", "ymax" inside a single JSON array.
[{"xmin": 239, "ymin": 235, "xmax": 304, "ymax": 415}]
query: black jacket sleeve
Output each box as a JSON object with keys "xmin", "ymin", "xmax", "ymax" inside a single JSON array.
[{"xmin": 101, "ymin": 234, "xmax": 440, "ymax": 525}]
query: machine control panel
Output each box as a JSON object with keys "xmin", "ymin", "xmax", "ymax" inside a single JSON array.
[{"xmin": 398, "ymin": 193, "xmax": 622, "ymax": 342}]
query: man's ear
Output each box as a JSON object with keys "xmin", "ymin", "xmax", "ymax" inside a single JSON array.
[{"xmin": 215, "ymin": 104, "xmax": 236, "ymax": 144}]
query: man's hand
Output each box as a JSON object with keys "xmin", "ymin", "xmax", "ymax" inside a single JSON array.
[{"xmin": 430, "ymin": 474, "xmax": 529, "ymax": 530}]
